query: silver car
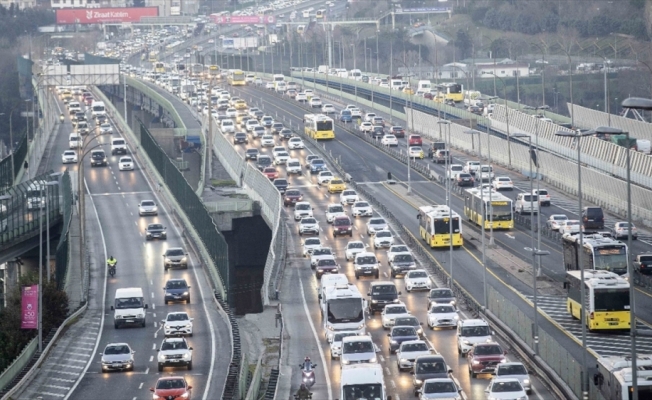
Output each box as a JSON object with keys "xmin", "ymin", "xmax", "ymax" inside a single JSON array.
[
  {"xmin": 138, "ymin": 200, "xmax": 158, "ymax": 216},
  {"xmin": 163, "ymin": 247, "xmax": 188, "ymax": 270},
  {"xmin": 418, "ymin": 378, "xmax": 461, "ymax": 399},
  {"xmin": 494, "ymin": 362, "xmax": 532, "ymax": 394},
  {"xmin": 101, "ymin": 342, "xmax": 135, "ymax": 372},
  {"xmin": 366, "ymin": 217, "xmax": 388, "ymax": 235}
]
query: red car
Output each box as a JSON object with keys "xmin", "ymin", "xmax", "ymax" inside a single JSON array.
[
  {"xmin": 263, "ymin": 167, "xmax": 278, "ymax": 180},
  {"xmin": 467, "ymin": 342, "xmax": 507, "ymax": 378},
  {"xmin": 84, "ymin": 96, "xmax": 94, "ymax": 106},
  {"xmin": 150, "ymin": 376, "xmax": 192, "ymax": 400},
  {"xmin": 408, "ymin": 134, "xmax": 422, "ymax": 146}
]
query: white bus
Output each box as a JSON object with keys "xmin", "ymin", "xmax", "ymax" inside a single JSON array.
[
  {"xmin": 595, "ymin": 354, "xmax": 652, "ymax": 399},
  {"xmin": 340, "ymin": 364, "xmax": 389, "ymax": 400},
  {"xmin": 321, "ymin": 283, "xmax": 366, "ymax": 340},
  {"xmin": 91, "ymin": 101, "xmax": 106, "ymax": 119}
]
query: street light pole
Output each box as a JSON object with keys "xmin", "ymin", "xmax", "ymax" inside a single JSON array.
[
  {"xmin": 488, "ymin": 72, "xmax": 511, "ymax": 166},
  {"xmin": 465, "ymin": 129, "xmax": 487, "ymax": 307}
]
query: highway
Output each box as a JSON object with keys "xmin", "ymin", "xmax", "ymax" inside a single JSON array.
[{"xmin": 46, "ymin": 94, "xmax": 230, "ymax": 400}]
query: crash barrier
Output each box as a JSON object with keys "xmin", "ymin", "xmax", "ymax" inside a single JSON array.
[
  {"xmin": 0, "ymin": 136, "xmax": 26, "ymax": 190},
  {"xmin": 55, "ymin": 171, "xmax": 73, "ymax": 289},
  {"xmin": 411, "ymin": 109, "xmax": 652, "ymax": 224},
  {"xmin": 216, "ymin": 291, "xmax": 243, "ymax": 400}
]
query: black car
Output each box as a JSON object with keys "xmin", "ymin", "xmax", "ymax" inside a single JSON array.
[
  {"xmin": 456, "ymin": 173, "xmax": 475, "ymax": 187},
  {"xmin": 73, "ymin": 111, "xmax": 86, "ymax": 122},
  {"xmin": 96, "ymin": 114, "xmax": 108, "ymax": 124},
  {"xmin": 388, "ymin": 326, "xmax": 419, "ymax": 353},
  {"xmin": 273, "ymin": 178, "xmax": 288, "ymax": 193},
  {"xmin": 371, "ymin": 126, "xmax": 385, "ymax": 139},
  {"xmin": 145, "ymin": 223, "xmax": 167, "ymax": 240},
  {"xmin": 412, "ymin": 355, "xmax": 453, "ymax": 394},
  {"xmin": 279, "ymin": 128, "xmax": 293, "ymax": 140},
  {"xmin": 271, "ymin": 123, "xmax": 284, "ymax": 134},
  {"xmin": 234, "ymin": 132, "xmax": 248, "ymax": 144},
  {"xmin": 427, "ymin": 288, "xmax": 457, "ymax": 309},
  {"xmin": 90, "ymin": 150, "xmax": 107, "ymax": 167},
  {"xmin": 256, "ymin": 155, "xmax": 273, "ymax": 170},
  {"xmin": 389, "ymin": 253, "xmax": 417, "ymax": 277},
  {"xmin": 245, "ymin": 148, "xmax": 259, "ymax": 160},
  {"xmin": 164, "ymin": 278, "xmax": 191, "ymax": 304},
  {"xmin": 367, "ymin": 282, "xmax": 401, "ymax": 314}
]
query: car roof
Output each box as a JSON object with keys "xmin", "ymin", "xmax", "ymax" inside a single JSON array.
[{"xmin": 460, "ymin": 319, "xmax": 489, "ymax": 327}]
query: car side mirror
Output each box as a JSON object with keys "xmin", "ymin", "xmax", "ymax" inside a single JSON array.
[
  {"xmin": 387, "ymin": 333, "xmax": 391, "ymax": 337},
  {"xmin": 491, "ymin": 371, "xmax": 496, "ymax": 376},
  {"xmin": 150, "ymin": 388, "xmax": 155, "ymax": 392},
  {"xmin": 110, "ymin": 306, "xmax": 114, "ymax": 311},
  {"xmin": 398, "ymin": 291, "xmax": 402, "ymax": 295},
  {"xmin": 492, "ymin": 331, "xmax": 496, "ymax": 335},
  {"xmin": 420, "ymin": 322, "xmax": 424, "ymax": 325},
  {"xmin": 132, "ymin": 350, "xmax": 136, "ymax": 354},
  {"xmin": 504, "ymin": 350, "xmax": 508, "ymax": 355},
  {"xmin": 188, "ymin": 286, "xmax": 191, "ymax": 289},
  {"xmin": 485, "ymin": 389, "xmax": 490, "ymax": 393},
  {"xmin": 367, "ymin": 292, "xmax": 371, "ymax": 296}
]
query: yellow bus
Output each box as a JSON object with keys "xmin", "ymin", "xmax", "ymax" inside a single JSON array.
[
  {"xmin": 463, "ymin": 188, "xmax": 513, "ymax": 229},
  {"xmin": 209, "ymin": 65, "xmax": 220, "ymax": 77},
  {"xmin": 227, "ymin": 69, "xmax": 246, "ymax": 86},
  {"xmin": 565, "ymin": 270, "xmax": 630, "ymax": 331},
  {"xmin": 149, "ymin": 51, "xmax": 158, "ymax": 62},
  {"xmin": 417, "ymin": 205, "xmax": 463, "ymax": 248},
  {"xmin": 442, "ymin": 82, "xmax": 464, "ymax": 103},
  {"xmin": 154, "ymin": 62, "xmax": 166, "ymax": 73},
  {"xmin": 316, "ymin": 9, "xmax": 326, "ymax": 18},
  {"xmin": 304, "ymin": 114, "xmax": 334, "ymax": 140}
]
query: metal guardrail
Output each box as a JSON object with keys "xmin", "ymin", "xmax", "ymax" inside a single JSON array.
[
  {"xmin": 204, "ymin": 200, "xmax": 253, "ymax": 213},
  {"xmin": 0, "ymin": 339, "xmax": 37, "ymax": 393}
]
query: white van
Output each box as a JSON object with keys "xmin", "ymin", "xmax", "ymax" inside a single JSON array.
[
  {"xmin": 110, "ymin": 287, "xmax": 148, "ymax": 329},
  {"xmin": 286, "ymin": 158, "xmax": 302, "ymax": 175},
  {"xmin": 340, "ymin": 335, "xmax": 377, "ymax": 367},
  {"xmin": 515, "ymin": 192, "xmax": 539, "ymax": 215},
  {"xmin": 318, "ymin": 273, "xmax": 348, "ymax": 302},
  {"xmin": 91, "ymin": 101, "xmax": 106, "ymax": 118},
  {"xmin": 69, "ymin": 133, "xmax": 81, "ymax": 149},
  {"xmin": 68, "ymin": 101, "xmax": 81, "ymax": 114}
]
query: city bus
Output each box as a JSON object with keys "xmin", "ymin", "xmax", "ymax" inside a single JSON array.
[
  {"xmin": 148, "ymin": 51, "xmax": 158, "ymax": 62},
  {"xmin": 442, "ymin": 82, "xmax": 464, "ymax": 103},
  {"xmin": 562, "ymin": 233, "xmax": 628, "ymax": 275},
  {"xmin": 304, "ymin": 114, "xmax": 334, "ymax": 140},
  {"xmin": 154, "ymin": 62, "xmax": 166, "ymax": 73},
  {"xmin": 209, "ymin": 65, "xmax": 220, "ymax": 77},
  {"xmin": 565, "ymin": 270, "xmax": 630, "ymax": 331},
  {"xmin": 227, "ymin": 69, "xmax": 246, "ymax": 86},
  {"xmin": 417, "ymin": 205, "xmax": 463, "ymax": 248},
  {"xmin": 316, "ymin": 9, "xmax": 326, "ymax": 18},
  {"xmin": 463, "ymin": 188, "xmax": 513, "ymax": 229}
]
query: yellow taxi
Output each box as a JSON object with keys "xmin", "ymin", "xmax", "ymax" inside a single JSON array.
[
  {"xmin": 236, "ymin": 109, "xmax": 249, "ymax": 124},
  {"xmin": 234, "ymin": 99, "xmax": 248, "ymax": 110},
  {"xmin": 327, "ymin": 178, "xmax": 347, "ymax": 194},
  {"xmin": 402, "ymin": 87, "xmax": 415, "ymax": 95},
  {"xmin": 408, "ymin": 146, "xmax": 424, "ymax": 159}
]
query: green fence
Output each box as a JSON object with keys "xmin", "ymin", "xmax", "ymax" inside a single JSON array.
[
  {"xmin": 0, "ymin": 136, "xmax": 27, "ymax": 190},
  {"xmin": 139, "ymin": 122, "xmax": 230, "ymax": 300}
]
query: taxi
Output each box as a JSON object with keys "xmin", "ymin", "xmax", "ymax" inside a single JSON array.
[
  {"xmin": 327, "ymin": 178, "xmax": 346, "ymax": 194},
  {"xmin": 233, "ymin": 99, "xmax": 248, "ymax": 110},
  {"xmin": 402, "ymin": 87, "xmax": 415, "ymax": 95},
  {"xmin": 408, "ymin": 146, "xmax": 424, "ymax": 159}
]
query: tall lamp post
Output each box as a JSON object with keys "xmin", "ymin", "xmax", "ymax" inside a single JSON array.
[
  {"xmin": 556, "ymin": 129, "xmax": 593, "ymax": 400},
  {"xmin": 39, "ymin": 180, "xmax": 58, "ymax": 352},
  {"xmin": 487, "ymin": 72, "xmax": 512, "ymax": 166},
  {"xmin": 437, "ymin": 120, "xmax": 453, "ymax": 288}
]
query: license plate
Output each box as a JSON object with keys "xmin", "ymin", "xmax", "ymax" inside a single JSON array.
[
  {"xmin": 125, "ymin": 319, "xmax": 134, "ymax": 323},
  {"xmin": 170, "ymin": 359, "xmax": 179, "ymax": 363},
  {"xmin": 609, "ymin": 322, "xmax": 619, "ymax": 326},
  {"xmin": 113, "ymin": 363, "xmax": 123, "ymax": 368}
]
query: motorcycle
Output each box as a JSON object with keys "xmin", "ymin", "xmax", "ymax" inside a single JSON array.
[
  {"xmin": 108, "ymin": 262, "xmax": 116, "ymax": 277},
  {"xmin": 299, "ymin": 361, "xmax": 317, "ymax": 389}
]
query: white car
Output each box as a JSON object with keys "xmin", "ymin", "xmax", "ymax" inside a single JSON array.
[
  {"xmin": 366, "ymin": 217, "xmax": 388, "ymax": 235},
  {"xmin": 272, "ymin": 146, "xmax": 287, "ymax": 158},
  {"xmin": 345, "ymin": 241, "xmax": 366, "ymax": 261},
  {"xmin": 463, "ymin": 160, "xmax": 481, "ymax": 175},
  {"xmin": 310, "ymin": 247, "xmax": 334, "ymax": 268},
  {"xmin": 286, "ymin": 158, "xmax": 302, "ymax": 174},
  {"xmin": 381, "ymin": 134, "xmax": 398, "ymax": 146},
  {"xmin": 325, "ymin": 203, "xmax": 346, "ymax": 223},
  {"xmin": 359, "ymin": 122, "xmax": 373, "ymax": 132},
  {"xmin": 294, "ymin": 201, "xmax": 313, "ymax": 221},
  {"xmin": 299, "ymin": 217, "xmax": 320, "ymax": 236},
  {"xmin": 225, "ymin": 108, "xmax": 237, "ymax": 117},
  {"xmin": 559, "ymin": 220, "xmax": 581, "ymax": 235},
  {"xmin": 304, "ymin": 89, "xmax": 314, "ymax": 99},
  {"xmin": 245, "ymin": 119, "xmax": 260, "ymax": 132},
  {"xmin": 308, "ymin": 97, "xmax": 321, "ymax": 108},
  {"xmin": 288, "ymin": 137, "xmax": 305, "ymax": 149},
  {"xmin": 339, "ymin": 190, "xmax": 359, "ymax": 205},
  {"xmin": 373, "ymin": 229, "xmax": 394, "ymax": 249},
  {"xmin": 351, "ymin": 201, "xmax": 373, "ymax": 217},
  {"xmin": 350, "ymin": 108, "xmax": 361, "ymax": 117},
  {"xmin": 321, "ymin": 104, "xmax": 336, "ymax": 114},
  {"xmin": 546, "ymin": 214, "xmax": 568, "ymax": 231},
  {"xmin": 404, "ymin": 269, "xmax": 432, "ymax": 292},
  {"xmin": 118, "ymin": 156, "xmax": 134, "ymax": 171},
  {"xmin": 446, "ymin": 164, "xmax": 464, "ymax": 180},
  {"xmin": 265, "ymin": 82, "xmax": 275, "ymax": 89},
  {"xmin": 317, "ymin": 171, "xmax": 335, "ymax": 185},
  {"xmin": 99, "ymin": 123, "xmax": 113, "ymax": 134},
  {"xmin": 494, "ymin": 362, "xmax": 532, "ymax": 394},
  {"xmin": 163, "ymin": 312, "xmax": 194, "ymax": 337},
  {"xmin": 492, "ymin": 176, "xmax": 514, "ymax": 191},
  {"xmin": 381, "ymin": 303, "xmax": 411, "ymax": 329},
  {"xmin": 301, "ymin": 237, "xmax": 321, "ymax": 257},
  {"xmin": 295, "ymin": 92, "xmax": 307, "ymax": 102},
  {"xmin": 274, "ymin": 151, "xmax": 290, "ymax": 165},
  {"xmin": 396, "ymin": 340, "xmax": 431, "ymax": 371},
  {"xmin": 61, "ymin": 150, "xmax": 78, "ymax": 164},
  {"xmin": 408, "ymin": 146, "xmax": 424, "ymax": 158},
  {"xmin": 479, "ymin": 165, "xmax": 495, "ymax": 182},
  {"xmin": 329, "ymin": 331, "xmax": 358, "ymax": 360},
  {"xmin": 261, "ymin": 135, "xmax": 275, "ymax": 147},
  {"xmin": 252, "ymin": 126, "xmax": 266, "ymax": 138},
  {"xmin": 427, "ymin": 303, "xmax": 459, "ymax": 329},
  {"xmin": 419, "ymin": 378, "xmax": 461, "ymax": 399},
  {"xmin": 364, "ymin": 113, "xmax": 377, "ymax": 122},
  {"xmin": 387, "ymin": 245, "xmax": 410, "ymax": 262},
  {"xmin": 138, "ymin": 200, "xmax": 158, "ymax": 216},
  {"xmin": 485, "ymin": 378, "xmax": 528, "ymax": 400},
  {"xmin": 157, "ymin": 337, "xmax": 193, "ymax": 371}
]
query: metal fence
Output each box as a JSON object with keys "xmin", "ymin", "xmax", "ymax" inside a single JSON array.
[
  {"xmin": 55, "ymin": 171, "xmax": 73, "ymax": 289},
  {"xmin": 139, "ymin": 122, "xmax": 230, "ymax": 301},
  {"xmin": 0, "ymin": 136, "xmax": 27, "ymax": 190}
]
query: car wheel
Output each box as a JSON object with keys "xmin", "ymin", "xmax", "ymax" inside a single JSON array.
[
  {"xmin": 355, "ymin": 273, "xmax": 359, "ymax": 280},
  {"xmin": 142, "ymin": 320, "xmax": 146, "ymax": 328},
  {"xmin": 375, "ymin": 272, "xmax": 379, "ymax": 279},
  {"xmin": 470, "ymin": 370, "xmax": 477, "ymax": 378},
  {"xmin": 114, "ymin": 322, "xmax": 120, "ymax": 329},
  {"xmin": 458, "ymin": 346, "xmax": 462, "ymax": 354},
  {"xmin": 187, "ymin": 297, "xmax": 191, "ymax": 304},
  {"xmin": 164, "ymin": 299, "xmax": 168, "ymax": 305},
  {"xmin": 406, "ymin": 287, "xmax": 411, "ymax": 292},
  {"xmin": 187, "ymin": 361, "xmax": 192, "ymax": 370},
  {"xmin": 349, "ymin": 232, "xmax": 353, "ymax": 237},
  {"xmin": 158, "ymin": 364, "xmax": 163, "ymax": 372}
]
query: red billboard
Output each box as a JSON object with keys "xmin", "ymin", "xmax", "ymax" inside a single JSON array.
[
  {"xmin": 56, "ymin": 7, "xmax": 159, "ymax": 24},
  {"xmin": 210, "ymin": 14, "xmax": 276, "ymax": 24},
  {"xmin": 21, "ymin": 285, "xmax": 38, "ymax": 330}
]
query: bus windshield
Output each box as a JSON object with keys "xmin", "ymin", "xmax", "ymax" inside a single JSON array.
[
  {"xmin": 594, "ymin": 288, "xmax": 629, "ymax": 311},
  {"xmin": 593, "ymin": 247, "xmax": 627, "ymax": 272},
  {"xmin": 327, "ymin": 298, "xmax": 363, "ymax": 323},
  {"xmin": 316, "ymin": 120, "xmax": 333, "ymax": 131},
  {"xmin": 490, "ymin": 203, "xmax": 512, "ymax": 221}
]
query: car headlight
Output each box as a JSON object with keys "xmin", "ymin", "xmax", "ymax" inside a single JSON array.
[
  {"xmin": 183, "ymin": 292, "xmax": 189, "ymax": 296},
  {"xmin": 158, "ymin": 354, "xmax": 165, "ymax": 361},
  {"xmin": 400, "ymin": 358, "xmax": 407, "ymax": 363},
  {"xmin": 181, "ymin": 257, "xmax": 187, "ymax": 263},
  {"xmin": 390, "ymin": 339, "xmax": 397, "ymax": 344},
  {"xmin": 523, "ymin": 379, "xmax": 530, "ymax": 384},
  {"xmin": 181, "ymin": 393, "xmax": 189, "ymax": 399},
  {"xmin": 454, "ymin": 315, "xmax": 459, "ymax": 320},
  {"xmin": 153, "ymin": 394, "xmax": 161, "ymax": 400},
  {"xmin": 357, "ymin": 322, "xmax": 365, "ymax": 330},
  {"xmin": 500, "ymin": 359, "xmax": 507, "ymax": 363},
  {"xmin": 393, "ymin": 299, "xmax": 400, "ymax": 303},
  {"xmin": 165, "ymin": 258, "xmax": 171, "ymax": 263},
  {"xmin": 371, "ymin": 300, "xmax": 378, "ymax": 304},
  {"xmin": 342, "ymin": 358, "xmax": 350, "ymax": 364},
  {"xmin": 517, "ymin": 397, "xmax": 527, "ymax": 400},
  {"xmin": 415, "ymin": 379, "xmax": 423, "ymax": 385},
  {"xmin": 183, "ymin": 353, "xmax": 191, "ymax": 359}
]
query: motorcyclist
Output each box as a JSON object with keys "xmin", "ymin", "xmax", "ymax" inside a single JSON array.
[
  {"xmin": 59, "ymin": 113, "xmax": 64, "ymax": 122},
  {"xmin": 295, "ymin": 383, "xmax": 311, "ymax": 400},
  {"xmin": 302, "ymin": 357, "xmax": 314, "ymax": 371},
  {"xmin": 107, "ymin": 256, "xmax": 117, "ymax": 268}
]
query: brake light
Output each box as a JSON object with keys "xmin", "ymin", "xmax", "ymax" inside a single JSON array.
[{"xmin": 590, "ymin": 312, "xmax": 595, "ymax": 320}]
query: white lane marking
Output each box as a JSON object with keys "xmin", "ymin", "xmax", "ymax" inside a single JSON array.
[
  {"xmin": 152, "ymin": 343, "xmax": 156, "ymax": 350},
  {"xmin": 151, "ymin": 292, "xmax": 154, "ymax": 298},
  {"xmin": 149, "ymin": 355, "xmax": 153, "ymax": 362},
  {"xmin": 531, "ymin": 385, "xmax": 544, "ymax": 400},
  {"xmin": 505, "ymin": 233, "xmax": 515, "ymax": 239},
  {"xmin": 154, "ymin": 321, "xmax": 157, "ymax": 328},
  {"xmin": 64, "ymin": 177, "xmax": 108, "ymax": 400},
  {"xmin": 299, "ymin": 277, "xmax": 332, "ymax": 400},
  {"xmin": 139, "ymin": 383, "xmax": 143, "ymax": 389},
  {"xmin": 152, "ymin": 303, "xmax": 155, "ymax": 310},
  {"xmin": 390, "ymin": 380, "xmax": 396, "ymax": 389},
  {"xmin": 145, "ymin": 367, "xmax": 150, "ymax": 374},
  {"xmin": 384, "ymin": 367, "xmax": 390, "ymax": 376}
]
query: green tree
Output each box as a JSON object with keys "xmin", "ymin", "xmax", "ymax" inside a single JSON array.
[{"xmin": 454, "ymin": 29, "xmax": 472, "ymax": 59}]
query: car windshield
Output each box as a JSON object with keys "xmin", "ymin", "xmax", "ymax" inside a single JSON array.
[
  {"xmin": 553, "ymin": 215, "xmax": 567, "ymax": 221},
  {"xmin": 343, "ymin": 340, "xmax": 373, "ymax": 354},
  {"xmin": 370, "ymin": 219, "xmax": 386, "ymax": 226},
  {"xmin": 357, "ymin": 256, "xmax": 377, "ymax": 264},
  {"xmin": 417, "ymin": 361, "xmax": 446, "ymax": 374},
  {"xmin": 156, "ymin": 379, "xmax": 186, "ymax": 390},
  {"xmin": 430, "ymin": 305, "xmax": 455, "ymax": 313},
  {"xmin": 329, "ymin": 206, "xmax": 344, "ymax": 213},
  {"xmin": 402, "ymin": 342, "xmax": 428, "ymax": 352},
  {"xmin": 387, "ymin": 306, "xmax": 407, "ymax": 314},
  {"xmin": 408, "ymin": 271, "xmax": 427, "ymax": 278},
  {"xmin": 302, "ymin": 218, "xmax": 317, "ymax": 224},
  {"xmin": 475, "ymin": 345, "xmax": 502, "ymax": 355},
  {"xmin": 334, "ymin": 332, "xmax": 357, "ymax": 342},
  {"xmin": 343, "ymin": 191, "xmax": 356, "ymax": 196},
  {"xmin": 264, "ymin": 168, "xmax": 276, "ymax": 173},
  {"xmin": 395, "ymin": 317, "xmax": 419, "ymax": 327},
  {"xmin": 304, "ymin": 238, "xmax": 320, "ymax": 246},
  {"xmin": 167, "ymin": 313, "xmax": 189, "ymax": 321},
  {"xmin": 121, "ymin": 158, "xmax": 132, "ymax": 162},
  {"xmin": 296, "ymin": 204, "xmax": 311, "ymax": 210},
  {"xmin": 499, "ymin": 364, "xmax": 528, "ymax": 375},
  {"xmin": 319, "ymin": 259, "xmax": 337, "ymax": 266},
  {"xmin": 331, "ymin": 179, "xmax": 343, "ymax": 185},
  {"xmin": 311, "ymin": 159, "xmax": 324, "ymax": 165},
  {"xmin": 491, "ymin": 381, "xmax": 523, "ymax": 392},
  {"xmin": 166, "ymin": 280, "xmax": 187, "ymax": 289},
  {"xmin": 392, "ymin": 327, "xmax": 415, "ymax": 336},
  {"xmin": 354, "ymin": 202, "xmax": 369, "ymax": 207},
  {"xmin": 313, "ymin": 248, "xmax": 332, "ymax": 256},
  {"xmin": 161, "ymin": 340, "xmax": 188, "ymax": 351},
  {"xmin": 461, "ymin": 326, "xmax": 491, "ymax": 336},
  {"xmin": 286, "ymin": 190, "xmax": 300, "ymax": 196},
  {"xmin": 321, "ymin": 172, "xmax": 333, "ymax": 177},
  {"xmin": 105, "ymin": 345, "xmax": 130, "ymax": 355},
  {"xmin": 372, "ymin": 285, "xmax": 396, "ymax": 295},
  {"xmin": 342, "ymin": 384, "xmax": 382, "ymax": 400},
  {"xmin": 148, "ymin": 224, "xmax": 164, "ymax": 230},
  {"xmin": 424, "ymin": 381, "xmax": 456, "ymax": 394},
  {"xmin": 429, "ymin": 289, "xmax": 453, "ymax": 299},
  {"xmin": 166, "ymin": 249, "xmax": 185, "ymax": 257},
  {"xmin": 394, "ymin": 254, "xmax": 413, "ymax": 263},
  {"xmin": 348, "ymin": 242, "xmax": 364, "ymax": 249},
  {"xmin": 114, "ymin": 297, "xmax": 144, "ymax": 309},
  {"xmin": 274, "ymin": 179, "xmax": 287, "ymax": 185},
  {"xmin": 376, "ymin": 231, "xmax": 391, "ymax": 238},
  {"xmin": 334, "ymin": 219, "xmax": 350, "ymax": 227}
]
